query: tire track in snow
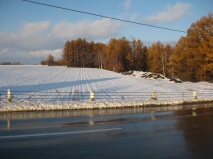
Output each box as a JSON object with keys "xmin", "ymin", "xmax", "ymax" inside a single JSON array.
[
  {"xmin": 85, "ymin": 69, "xmax": 124, "ymax": 100},
  {"xmin": 81, "ymin": 68, "xmax": 92, "ymax": 100},
  {"xmin": 84, "ymin": 68, "xmax": 106, "ymax": 100},
  {"xmin": 27, "ymin": 67, "xmax": 68, "ymax": 102}
]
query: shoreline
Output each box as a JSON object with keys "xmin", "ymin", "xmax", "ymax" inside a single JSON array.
[{"xmin": 1, "ymin": 98, "xmax": 213, "ymax": 113}]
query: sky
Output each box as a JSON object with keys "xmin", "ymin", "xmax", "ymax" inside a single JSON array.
[{"xmin": 0, "ymin": 0, "xmax": 212, "ymax": 64}]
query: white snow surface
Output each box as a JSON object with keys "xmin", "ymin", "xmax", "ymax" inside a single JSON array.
[{"xmin": 0, "ymin": 65, "xmax": 213, "ymax": 111}]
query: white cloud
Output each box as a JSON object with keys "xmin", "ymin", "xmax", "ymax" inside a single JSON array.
[
  {"xmin": 0, "ymin": 19, "xmax": 120, "ymax": 50},
  {"xmin": 28, "ymin": 49, "xmax": 62, "ymax": 59},
  {"xmin": 0, "ymin": 48, "xmax": 62, "ymax": 64},
  {"xmin": 0, "ymin": 19, "xmax": 121, "ymax": 64},
  {"xmin": 146, "ymin": 2, "xmax": 191, "ymax": 23},
  {"xmin": 122, "ymin": 0, "xmax": 132, "ymax": 9},
  {"xmin": 19, "ymin": 21, "xmax": 50, "ymax": 37},
  {"xmin": 52, "ymin": 18, "xmax": 121, "ymax": 40},
  {"xmin": 0, "ymin": 21, "xmax": 61, "ymax": 51}
]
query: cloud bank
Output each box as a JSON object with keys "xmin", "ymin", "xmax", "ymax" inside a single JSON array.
[
  {"xmin": 146, "ymin": 2, "xmax": 191, "ymax": 23},
  {"xmin": 52, "ymin": 19, "xmax": 121, "ymax": 40},
  {"xmin": 0, "ymin": 19, "xmax": 121, "ymax": 64}
]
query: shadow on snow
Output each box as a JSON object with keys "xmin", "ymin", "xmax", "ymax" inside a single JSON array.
[{"xmin": 0, "ymin": 77, "xmax": 120, "ymax": 94}]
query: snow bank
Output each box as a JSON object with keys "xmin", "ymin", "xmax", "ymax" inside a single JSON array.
[
  {"xmin": 1, "ymin": 98, "xmax": 213, "ymax": 112},
  {"xmin": 0, "ymin": 66, "xmax": 213, "ymax": 112}
]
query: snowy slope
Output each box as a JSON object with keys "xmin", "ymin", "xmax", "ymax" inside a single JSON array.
[{"xmin": 0, "ymin": 65, "xmax": 213, "ymax": 111}]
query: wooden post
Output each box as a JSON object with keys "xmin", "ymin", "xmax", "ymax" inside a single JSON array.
[
  {"xmin": 7, "ymin": 89, "xmax": 12, "ymax": 102},
  {"xmin": 151, "ymin": 91, "xmax": 157, "ymax": 100},
  {"xmin": 90, "ymin": 91, "xmax": 95, "ymax": 101},
  {"xmin": 193, "ymin": 91, "xmax": 197, "ymax": 99}
]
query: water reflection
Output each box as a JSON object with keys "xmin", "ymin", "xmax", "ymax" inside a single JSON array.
[
  {"xmin": 7, "ymin": 119, "xmax": 11, "ymax": 129},
  {"xmin": 175, "ymin": 107, "xmax": 213, "ymax": 158},
  {"xmin": 0, "ymin": 103, "xmax": 213, "ymax": 158}
]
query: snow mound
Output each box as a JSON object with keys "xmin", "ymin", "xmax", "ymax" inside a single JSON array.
[
  {"xmin": 121, "ymin": 71, "xmax": 168, "ymax": 80},
  {"xmin": 121, "ymin": 70, "xmax": 182, "ymax": 83}
]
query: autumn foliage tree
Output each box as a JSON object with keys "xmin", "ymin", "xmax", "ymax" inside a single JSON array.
[
  {"xmin": 131, "ymin": 39, "xmax": 148, "ymax": 71},
  {"xmin": 40, "ymin": 54, "xmax": 55, "ymax": 66},
  {"xmin": 148, "ymin": 42, "xmax": 163, "ymax": 74},
  {"xmin": 147, "ymin": 42, "xmax": 172, "ymax": 77},
  {"xmin": 93, "ymin": 42, "xmax": 106, "ymax": 69},
  {"xmin": 63, "ymin": 38, "xmax": 95, "ymax": 67},
  {"xmin": 170, "ymin": 13, "xmax": 213, "ymax": 81},
  {"xmin": 103, "ymin": 37, "xmax": 148, "ymax": 72},
  {"xmin": 61, "ymin": 37, "xmax": 162, "ymax": 74},
  {"xmin": 62, "ymin": 37, "xmax": 148, "ymax": 72}
]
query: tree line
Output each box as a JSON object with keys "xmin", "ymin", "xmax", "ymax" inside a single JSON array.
[
  {"xmin": 42, "ymin": 13, "xmax": 213, "ymax": 82},
  {"xmin": 0, "ymin": 62, "xmax": 21, "ymax": 65}
]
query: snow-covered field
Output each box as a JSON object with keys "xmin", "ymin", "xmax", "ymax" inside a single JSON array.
[{"xmin": 0, "ymin": 65, "xmax": 213, "ymax": 111}]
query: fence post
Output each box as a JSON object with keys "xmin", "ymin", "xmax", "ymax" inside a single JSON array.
[
  {"xmin": 193, "ymin": 91, "xmax": 197, "ymax": 99},
  {"xmin": 7, "ymin": 89, "xmax": 12, "ymax": 102},
  {"xmin": 151, "ymin": 91, "xmax": 157, "ymax": 100},
  {"xmin": 90, "ymin": 91, "xmax": 95, "ymax": 101}
]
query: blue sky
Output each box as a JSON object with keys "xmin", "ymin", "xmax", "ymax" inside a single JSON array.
[{"xmin": 0, "ymin": 0, "xmax": 212, "ymax": 64}]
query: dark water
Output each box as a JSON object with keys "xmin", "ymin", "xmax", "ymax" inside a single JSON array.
[
  {"xmin": 174, "ymin": 108, "xmax": 213, "ymax": 159},
  {"xmin": 0, "ymin": 104, "xmax": 213, "ymax": 159}
]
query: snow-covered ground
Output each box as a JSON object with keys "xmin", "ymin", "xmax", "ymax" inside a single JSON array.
[{"xmin": 0, "ymin": 65, "xmax": 213, "ymax": 111}]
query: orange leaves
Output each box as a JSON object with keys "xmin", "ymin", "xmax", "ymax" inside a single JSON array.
[{"xmin": 170, "ymin": 13, "xmax": 213, "ymax": 81}]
